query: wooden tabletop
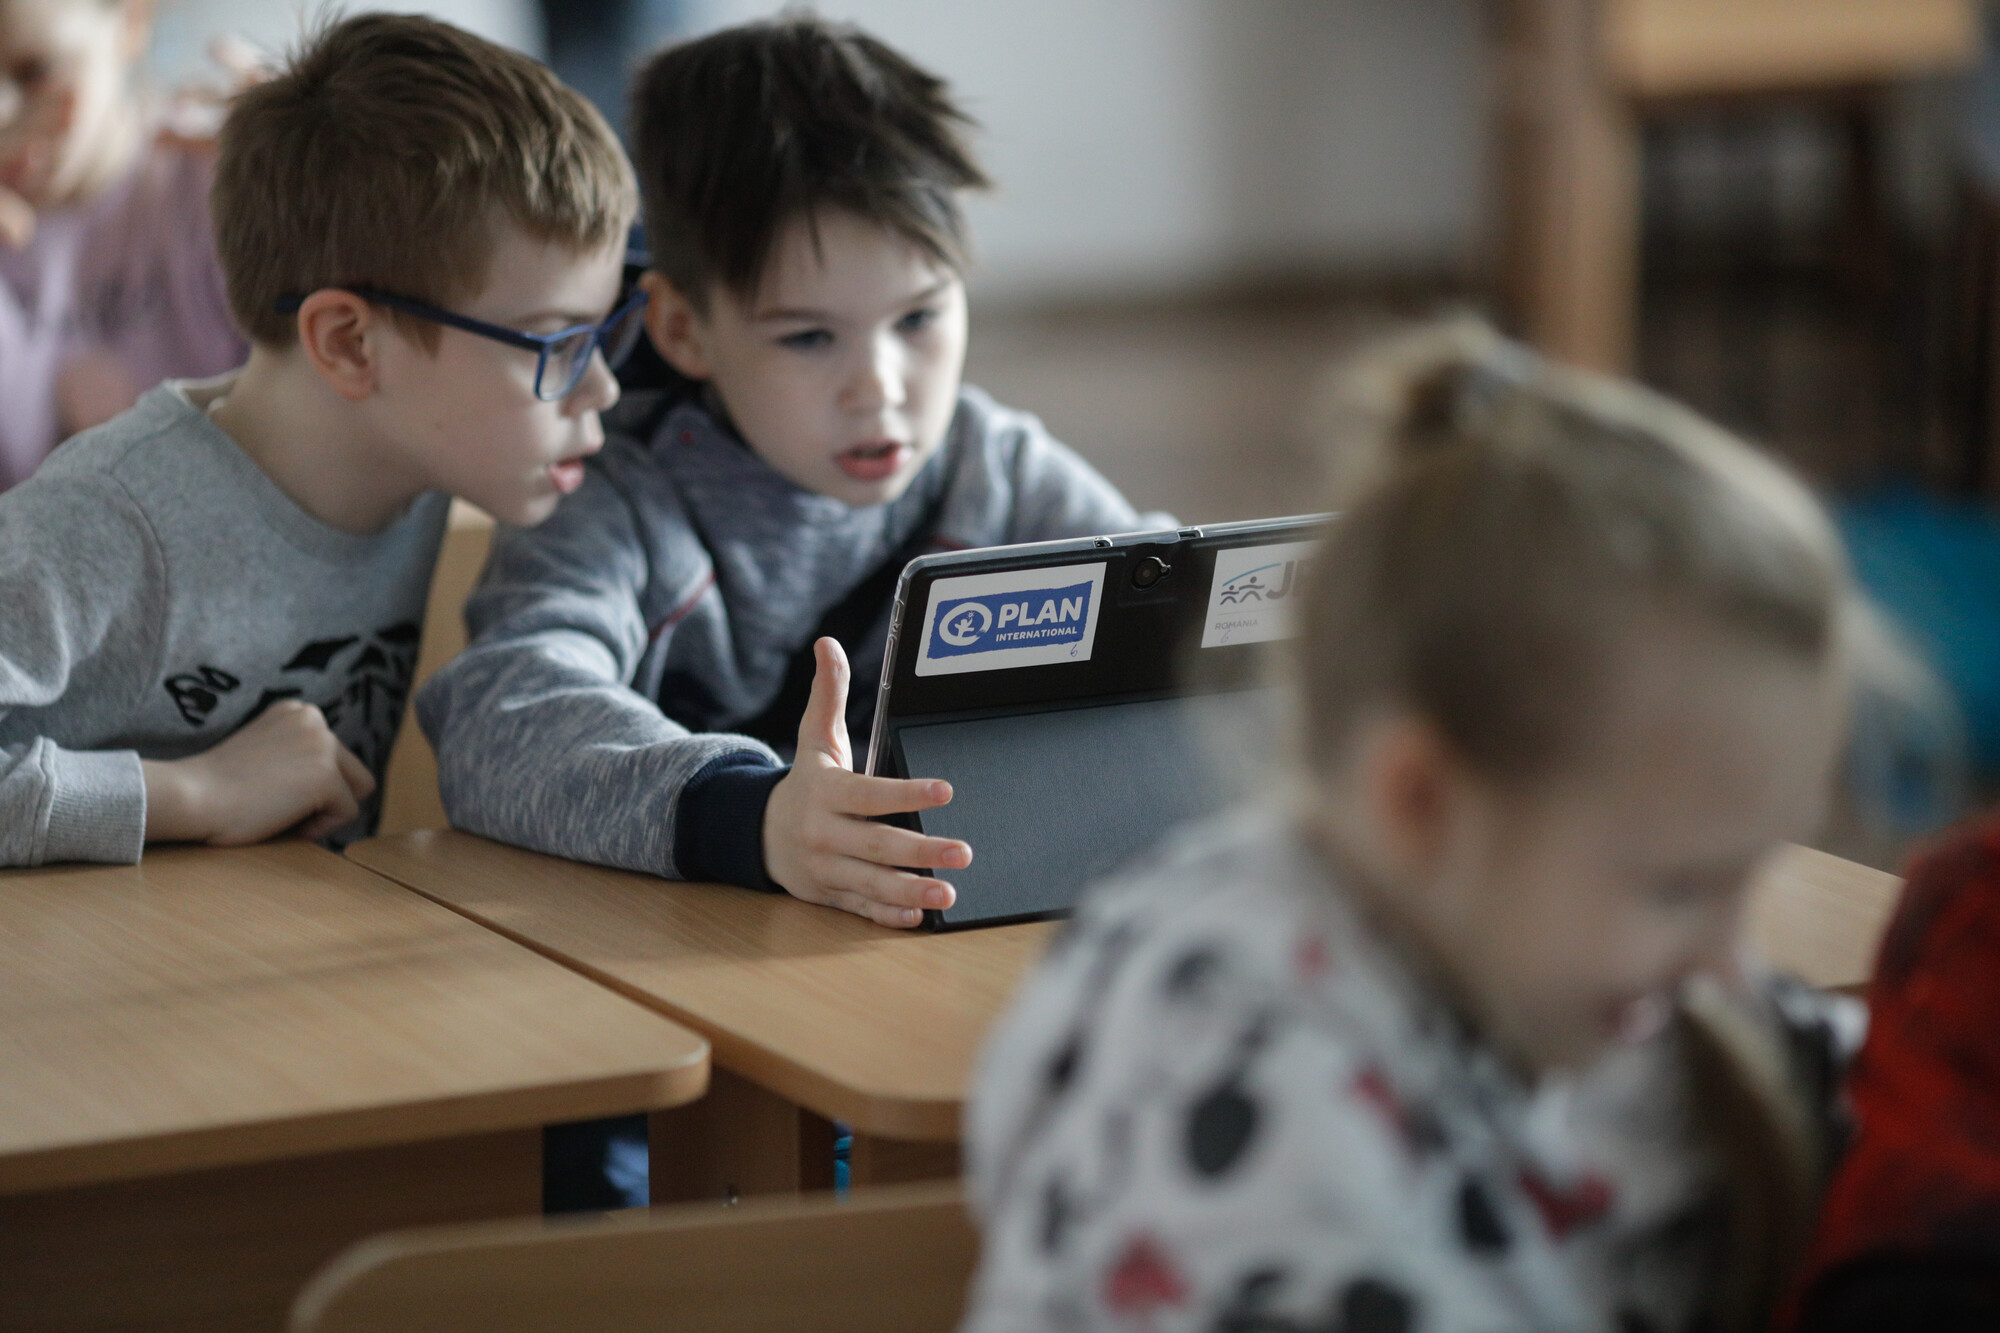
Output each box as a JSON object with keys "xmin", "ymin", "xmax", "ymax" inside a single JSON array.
[
  {"xmin": 347, "ymin": 831, "xmax": 1904, "ymax": 1143},
  {"xmin": 0, "ymin": 841, "xmax": 709, "ymax": 1195},
  {"xmin": 1745, "ymin": 841, "xmax": 1902, "ymax": 993},
  {"xmin": 348, "ymin": 831, "xmax": 1052, "ymax": 1142}
]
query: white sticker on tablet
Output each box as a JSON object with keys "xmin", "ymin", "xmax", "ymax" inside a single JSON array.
[
  {"xmin": 1201, "ymin": 541, "xmax": 1317, "ymax": 648},
  {"xmin": 916, "ymin": 563, "xmax": 1107, "ymax": 676}
]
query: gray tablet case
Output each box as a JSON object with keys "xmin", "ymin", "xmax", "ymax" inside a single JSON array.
[{"xmin": 865, "ymin": 515, "xmax": 1328, "ymax": 929}]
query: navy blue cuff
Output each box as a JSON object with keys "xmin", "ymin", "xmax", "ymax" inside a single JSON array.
[{"xmin": 675, "ymin": 752, "xmax": 787, "ymax": 892}]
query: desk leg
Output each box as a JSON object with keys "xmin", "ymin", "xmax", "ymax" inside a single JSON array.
[
  {"xmin": 1498, "ymin": 0, "xmax": 1642, "ymax": 374},
  {"xmin": 847, "ymin": 1133, "xmax": 961, "ymax": 1189},
  {"xmin": 649, "ymin": 1066, "xmax": 837, "ymax": 1204},
  {"xmin": 0, "ymin": 1126, "xmax": 538, "ymax": 1333}
]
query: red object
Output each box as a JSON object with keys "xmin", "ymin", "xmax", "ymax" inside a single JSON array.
[
  {"xmin": 1786, "ymin": 817, "xmax": 2000, "ymax": 1319},
  {"xmin": 1517, "ymin": 1168, "xmax": 1614, "ymax": 1239},
  {"xmin": 1352, "ymin": 1065, "xmax": 1406, "ymax": 1133},
  {"xmin": 1103, "ymin": 1233, "xmax": 1189, "ymax": 1315}
]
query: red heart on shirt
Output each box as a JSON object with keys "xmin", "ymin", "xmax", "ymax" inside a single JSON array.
[
  {"xmin": 1104, "ymin": 1233, "xmax": 1189, "ymax": 1313},
  {"xmin": 1518, "ymin": 1168, "xmax": 1614, "ymax": 1239}
]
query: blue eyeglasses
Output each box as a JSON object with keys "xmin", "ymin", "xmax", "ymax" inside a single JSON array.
[{"xmin": 273, "ymin": 285, "xmax": 650, "ymax": 402}]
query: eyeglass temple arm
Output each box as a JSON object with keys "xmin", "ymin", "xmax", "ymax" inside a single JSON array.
[{"xmin": 272, "ymin": 289, "xmax": 547, "ymax": 354}]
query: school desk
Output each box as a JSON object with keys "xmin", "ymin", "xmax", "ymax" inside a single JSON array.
[
  {"xmin": 0, "ymin": 840, "xmax": 709, "ymax": 1333},
  {"xmin": 344, "ymin": 830, "xmax": 1903, "ymax": 1207}
]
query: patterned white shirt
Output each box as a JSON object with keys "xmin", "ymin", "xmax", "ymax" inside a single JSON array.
[{"xmin": 963, "ymin": 807, "xmax": 1734, "ymax": 1333}]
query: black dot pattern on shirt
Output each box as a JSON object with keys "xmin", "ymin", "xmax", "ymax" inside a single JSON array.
[
  {"xmin": 1046, "ymin": 1033, "xmax": 1083, "ymax": 1096},
  {"xmin": 1039, "ymin": 1175, "xmax": 1073, "ymax": 1254},
  {"xmin": 1341, "ymin": 1277, "xmax": 1416, "ymax": 1333},
  {"xmin": 1210, "ymin": 1266, "xmax": 1419, "ymax": 1332},
  {"xmin": 1187, "ymin": 1077, "xmax": 1259, "ymax": 1179},
  {"xmin": 1163, "ymin": 946, "xmax": 1224, "ymax": 1000},
  {"xmin": 1457, "ymin": 1176, "xmax": 1510, "ymax": 1255}
]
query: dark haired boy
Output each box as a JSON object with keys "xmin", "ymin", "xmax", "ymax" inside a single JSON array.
[
  {"xmin": 0, "ymin": 14, "xmax": 638, "ymax": 864},
  {"xmin": 420, "ymin": 15, "xmax": 1161, "ymax": 927}
]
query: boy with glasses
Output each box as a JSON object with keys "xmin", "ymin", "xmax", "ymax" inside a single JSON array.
[
  {"xmin": 419, "ymin": 15, "xmax": 1162, "ymax": 926},
  {"xmin": 0, "ymin": 13, "xmax": 638, "ymax": 865}
]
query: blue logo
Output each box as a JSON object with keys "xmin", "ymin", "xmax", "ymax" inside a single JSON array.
[
  {"xmin": 1216, "ymin": 560, "xmax": 1297, "ymax": 606},
  {"xmin": 927, "ymin": 580, "xmax": 1094, "ymax": 659}
]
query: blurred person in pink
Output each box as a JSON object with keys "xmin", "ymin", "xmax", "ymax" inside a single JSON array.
[{"xmin": 0, "ymin": 0, "xmax": 245, "ymax": 490}]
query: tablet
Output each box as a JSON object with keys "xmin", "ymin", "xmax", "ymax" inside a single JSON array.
[{"xmin": 864, "ymin": 515, "xmax": 1329, "ymax": 929}]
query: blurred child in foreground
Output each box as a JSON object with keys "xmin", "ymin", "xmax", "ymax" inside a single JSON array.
[{"xmin": 961, "ymin": 321, "xmax": 1862, "ymax": 1332}]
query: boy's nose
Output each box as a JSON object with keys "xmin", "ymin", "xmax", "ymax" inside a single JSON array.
[
  {"xmin": 565, "ymin": 348, "xmax": 620, "ymax": 415},
  {"xmin": 845, "ymin": 339, "xmax": 906, "ymax": 413}
]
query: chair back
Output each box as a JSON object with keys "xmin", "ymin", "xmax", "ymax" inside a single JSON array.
[
  {"xmin": 379, "ymin": 501, "xmax": 494, "ymax": 835},
  {"xmin": 291, "ymin": 1182, "xmax": 978, "ymax": 1333}
]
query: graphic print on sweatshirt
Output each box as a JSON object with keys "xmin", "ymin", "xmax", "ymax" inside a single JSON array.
[{"xmin": 160, "ymin": 621, "xmax": 421, "ymax": 778}]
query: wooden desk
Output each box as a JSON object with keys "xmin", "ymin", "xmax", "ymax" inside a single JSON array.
[
  {"xmin": 346, "ymin": 831, "xmax": 1052, "ymax": 1202},
  {"xmin": 0, "ymin": 841, "xmax": 709, "ymax": 1332},
  {"xmin": 346, "ymin": 830, "xmax": 1902, "ymax": 1207},
  {"xmin": 1746, "ymin": 841, "xmax": 1902, "ymax": 992}
]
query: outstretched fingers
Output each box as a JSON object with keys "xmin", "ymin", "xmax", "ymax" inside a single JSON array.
[{"xmin": 831, "ymin": 769, "xmax": 956, "ymax": 819}]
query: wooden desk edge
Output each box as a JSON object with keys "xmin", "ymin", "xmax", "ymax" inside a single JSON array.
[
  {"xmin": 0, "ymin": 1058, "xmax": 708, "ymax": 1197},
  {"xmin": 347, "ymin": 844, "xmax": 967, "ymax": 1142}
]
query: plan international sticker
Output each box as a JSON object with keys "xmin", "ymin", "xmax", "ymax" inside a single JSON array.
[
  {"xmin": 915, "ymin": 563, "xmax": 1107, "ymax": 676},
  {"xmin": 1200, "ymin": 541, "xmax": 1318, "ymax": 648}
]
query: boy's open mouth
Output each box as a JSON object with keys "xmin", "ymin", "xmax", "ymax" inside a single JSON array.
[{"xmin": 836, "ymin": 439, "xmax": 910, "ymax": 483}]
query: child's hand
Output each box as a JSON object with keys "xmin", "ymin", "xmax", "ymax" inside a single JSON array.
[
  {"xmin": 762, "ymin": 637, "xmax": 969, "ymax": 928},
  {"xmin": 142, "ymin": 700, "xmax": 377, "ymax": 846}
]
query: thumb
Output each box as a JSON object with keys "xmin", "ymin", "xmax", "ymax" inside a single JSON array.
[{"xmin": 795, "ymin": 637, "xmax": 853, "ymax": 770}]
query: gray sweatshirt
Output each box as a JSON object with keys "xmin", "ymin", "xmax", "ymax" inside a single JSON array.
[
  {"xmin": 0, "ymin": 378, "xmax": 448, "ymax": 865},
  {"xmin": 418, "ymin": 385, "xmax": 1161, "ymax": 888}
]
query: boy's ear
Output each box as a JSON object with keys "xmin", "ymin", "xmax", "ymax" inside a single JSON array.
[
  {"xmin": 294, "ymin": 291, "xmax": 382, "ymax": 402},
  {"xmin": 640, "ymin": 271, "xmax": 716, "ymax": 381}
]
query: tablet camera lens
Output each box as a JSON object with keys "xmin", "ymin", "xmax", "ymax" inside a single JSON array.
[{"xmin": 1131, "ymin": 556, "xmax": 1170, "ymax": 589}]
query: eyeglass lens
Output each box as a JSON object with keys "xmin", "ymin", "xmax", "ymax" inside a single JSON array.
[{"xmin": 539, "ymin": 301, "xmax": 648, "ymax": 401}]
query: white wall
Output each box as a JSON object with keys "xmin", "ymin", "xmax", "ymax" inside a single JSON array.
[
  {"xmin": 681, "ymin": 0, "xmax": 1487, "ymax": 304},
  {"xmin": 152, "ymin": 0, "xmax": 1486, "ymax": 306},
  {"xmin": 149, "ymin": 0, "xmax": 545, "ymax": 83}
]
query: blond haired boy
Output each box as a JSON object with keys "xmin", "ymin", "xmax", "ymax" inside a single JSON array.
[{"xmin": 0, "ymin": 13, "xmax": 639, "ymax": 864}]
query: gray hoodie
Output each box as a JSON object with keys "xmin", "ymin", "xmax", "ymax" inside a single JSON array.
[
  {"xmin": 418, "ymin": 385, "xmax": 1162, "ymax": 889},
  {"xmin": 0, "ymin": 378, "xmax": 448, "ymax": 865}
]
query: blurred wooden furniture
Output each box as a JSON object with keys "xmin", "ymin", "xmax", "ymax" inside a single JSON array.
[
  {"xmin": 0, "ymin": 841, "xmax": 709, "ymax": 1333},
  {"xmin": 290, "ymin": 1180, "xmax": 975, "ymax": 1333},
  {"xmin": 1498, "ymin": 0, "xmax": 1979, "ymax": 373},
  {"xmin": 346, "ymin": 830, "xmax": 1052, "ymax": 1203},
  {"xmin": 1746, "ymin": 841, "xmax": 1902, "ymax": 992},
  {"xmin": 346, "ymin": 829, "xmax": 1900, "ymax": 1210},
  {"xmin": 380, "ymin": 499, "xmax": 495, "ymax": 835}
]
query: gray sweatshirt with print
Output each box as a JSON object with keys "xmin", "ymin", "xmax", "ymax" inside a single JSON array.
[
  {"xmin": 418, "ymin": 385, "xmax": 1163, "ymax": 889},
  {"xmin": 0, "ymin": 380, "xmax": 449, "ymax": 866}
]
